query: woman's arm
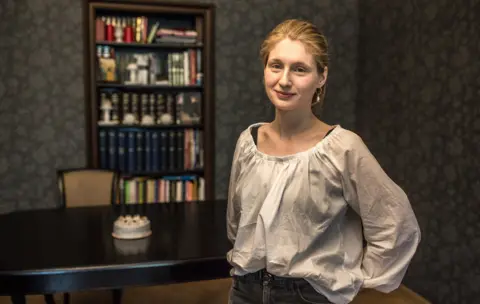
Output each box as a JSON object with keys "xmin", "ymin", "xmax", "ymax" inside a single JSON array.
[
  {"xmin": 341, "ymin": 134, "xmax": 421, "ymax": 293},
  {"xmin": 226, "ymin": 136, "xmax": 243, "ymax": 245}
]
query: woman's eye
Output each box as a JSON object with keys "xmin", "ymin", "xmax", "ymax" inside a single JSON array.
[
  {"xmin": 295, "ymin": 67, "xmax": 307, "ymax": 73},
  {"xmin": 270, "ymin": 64, "xmax": 281, "ymax": 69}
]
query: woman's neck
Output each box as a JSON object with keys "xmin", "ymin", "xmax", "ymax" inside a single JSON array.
[{"xmin": 271, "ymin": 108, "xmax": 318, "ymax": 139}]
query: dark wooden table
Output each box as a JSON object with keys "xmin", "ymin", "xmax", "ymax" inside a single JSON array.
[{"xmin": 0, "ymin": 200, "xmax": 232, "ymax": 303}]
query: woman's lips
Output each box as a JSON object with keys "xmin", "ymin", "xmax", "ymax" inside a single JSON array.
[{"xmin": 275, "ymin": 90, "xmax": 296, "ymax": 99}]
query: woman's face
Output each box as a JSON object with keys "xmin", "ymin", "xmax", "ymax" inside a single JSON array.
[{"xmin": 264, "ymin": 38, "xmax": 326, "ymax": 112}]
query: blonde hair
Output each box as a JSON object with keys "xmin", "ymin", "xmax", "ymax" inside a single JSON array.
[{"xmin": 260, "ymin": 19, "xmax": 329, "ymax": 108}]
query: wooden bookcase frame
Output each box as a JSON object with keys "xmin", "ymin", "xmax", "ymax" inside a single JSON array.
[{"xmin": 82, "ymin": 0, "xmax": 216, "ymax": 201}]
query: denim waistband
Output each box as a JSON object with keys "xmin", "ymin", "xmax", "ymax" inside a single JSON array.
[{"xmin": 233, "ymin": 269, "xmax": 309, "ymax": 288}]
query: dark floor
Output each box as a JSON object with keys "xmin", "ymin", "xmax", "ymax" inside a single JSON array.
[{"xmin": 0, "ymin": 279, "xmax": 430, "ymax": 304}]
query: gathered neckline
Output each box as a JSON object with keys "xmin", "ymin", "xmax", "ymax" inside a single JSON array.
[{"xmin": 246, "ymin": 122, "xmax": 342, "ymax": 161}]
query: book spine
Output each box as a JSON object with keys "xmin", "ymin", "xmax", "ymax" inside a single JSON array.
[
  {"xmin": 136, "ymin": 131, "xmax": 143, "ymax": 172},
  {"xmin": 168, "ymin": 130, "xmax": 175, "ymax": 170},
  {"xmin": 177, "ymin": 130, "xmax": 184, "ymax": 170},
  {"xmin": 99, "ymin": 130, "xmax": 107, "ymax": 169},
  {"xmin": 160, "ymin": 131, "xmax": 167, "ymax": 170},
  {"xmin": 151, "ymin": 131, "xmax": 159, "ymax": 172},
  {"xmin": 118, "ymin": 130, "xmax": 126, "ymax": 172},
  {"xmin": 127, "ymin": 131, "xmax": 135, "ymax": 172},
  {"xmin": 145, "ymin": 130, "xmax": 151, "ymax": 172},
  {"xmin": 108, "ymin": 130, "xmax": 117, "ymax": 170}
]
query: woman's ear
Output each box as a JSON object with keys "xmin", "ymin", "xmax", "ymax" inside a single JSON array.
[{"xmin": 318, "ymin": 66, "xmax": 328, "ymax": 88}]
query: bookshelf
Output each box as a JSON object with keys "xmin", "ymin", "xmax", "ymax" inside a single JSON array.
[{"xmin": 83, "ymin": 0, "xmax": 215, "ymax": 203}]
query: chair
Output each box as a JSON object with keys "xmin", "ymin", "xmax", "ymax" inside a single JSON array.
[
  {"xmin": 57, "ymin": 168, "xmax": 120, "ymax": 208},
  {"xmin": 56, "ymin": 168, "xmax": 122, "ymax": 304}
]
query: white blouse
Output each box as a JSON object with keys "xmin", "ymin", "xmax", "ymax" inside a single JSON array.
[{"xmin": 226, "ymin": 123, "xmax": 421, "ymax": 304}]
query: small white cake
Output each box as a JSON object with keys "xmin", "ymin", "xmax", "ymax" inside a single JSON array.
[{"xmin": 112, "ymin": 214, "xmax": 152, "ymax": 240}]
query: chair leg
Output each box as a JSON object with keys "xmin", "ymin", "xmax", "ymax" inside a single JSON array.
[
  {"xmin": 44, "ymin": 294, "xmax": 55, "ymax": 304},
  {"xmin": 112, "ymin": 288, "xmax": 123, "ymax": 304},
  {"xmin": 63, "ymin": 292, "xmax": 70, "ymax": 304},
  {"xmin": 10, "ymin": 295, "xmax": 26, "ymax": 304}
]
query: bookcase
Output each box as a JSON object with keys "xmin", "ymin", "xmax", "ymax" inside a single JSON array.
[{"xmin": 83, "ymin": 0, "xmax": 215, "ymax": 203}]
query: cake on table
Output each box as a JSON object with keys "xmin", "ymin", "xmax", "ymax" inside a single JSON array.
[{"xmin": 112, "ymin": 214, "xmax": 152, "ymax": 240}]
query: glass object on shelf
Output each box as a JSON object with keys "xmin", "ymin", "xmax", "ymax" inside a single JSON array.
[
  {"xmin": 176, "ymin": 92, "xmax": 201, "ymax": 124},
  {"xmin": 125, "ymin": 54, "xmax": 150, "ymax": 85},
  {"xmin": 98, "ymin": 92, "xmax": 118, "ymax": 126},
  {"xmin": 98, "ymin": 46, "xmax": 117, "ymax": 82},
  {"xmin": 157, "ymin": 94, "xmax": 174, "ymax": 125}
]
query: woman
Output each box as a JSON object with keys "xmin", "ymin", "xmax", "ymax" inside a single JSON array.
[{"xmin": 226, "ymin": 19, "xmax": 421, "ymax": 304}]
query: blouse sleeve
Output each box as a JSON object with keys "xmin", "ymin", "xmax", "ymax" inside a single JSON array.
[
  {"xmin": 340, "ymin": 133, "xmax": 421, "ymax": 293},
  {"xmin": 226, "ymin": 134, "xmax": 244, "ymax": 245}
]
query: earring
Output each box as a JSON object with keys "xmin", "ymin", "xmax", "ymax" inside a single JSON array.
[{"xmin": 311, "ymin": 90, "xmax": 320, "ymax": 106}]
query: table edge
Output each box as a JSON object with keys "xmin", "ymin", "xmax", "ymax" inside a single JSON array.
[{"xmin": 0, "ymin": 255, "xmax": 227, "ymax": 276}]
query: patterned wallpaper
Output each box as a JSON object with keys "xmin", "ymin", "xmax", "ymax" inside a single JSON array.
[
  {"xmin": 0, "ymin": 0, "xmax": 87, "ymax": 213},
  {"xmin": 0, "ymin": 0, "xmax": 357, "ymax": 214},
  {"xmin": 358, "ymin": 0, "xmax": 479, "ymax": 303}
]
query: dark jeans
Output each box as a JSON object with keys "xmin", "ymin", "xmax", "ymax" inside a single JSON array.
[{"xmin": 229, "ymin": 269, "xmax": 332, "ymax": 304}]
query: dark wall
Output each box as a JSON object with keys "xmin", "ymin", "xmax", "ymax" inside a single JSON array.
[
  {"xmin": 358, "ymin": 1, "xmax": 479, "ymax": 303},
  {"xmin": 0, "ymin": 0, "xmax": 357, "ymax": 213},
  {"xmin": 0, "ymin": 0, "xmax": 87, "ymax": 213}
]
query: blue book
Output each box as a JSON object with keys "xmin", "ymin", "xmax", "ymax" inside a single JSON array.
[
  {"xmin": 145, "ymin": 130, "xmax": 152, "ymax": 172},
  {"xmin": 99, "ymin": 130, "xmax": 107, "ymax": 169},
  {"xmin": 151, "ymin": 131, "xmax": 159, "ymax": 172},
  {"xmin": 127, "ymin": 131, "xmax": 135, "ymax": 173},
  {"xmin": 117, "ymin": 131, "xmax": 126, "ymax": 172},
  {"xmin": 108, "ymin": 130, "xmax": 116, "ymax": 170}
]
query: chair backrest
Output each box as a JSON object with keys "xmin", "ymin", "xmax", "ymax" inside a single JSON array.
[{"xmin": 57, "ymin": 169, "xmax": 119, "ymax": 208}]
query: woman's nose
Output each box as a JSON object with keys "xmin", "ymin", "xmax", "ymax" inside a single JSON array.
[{"xmin": 278, "ymin": 70, "xmax": 292, "ymax": 87}]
